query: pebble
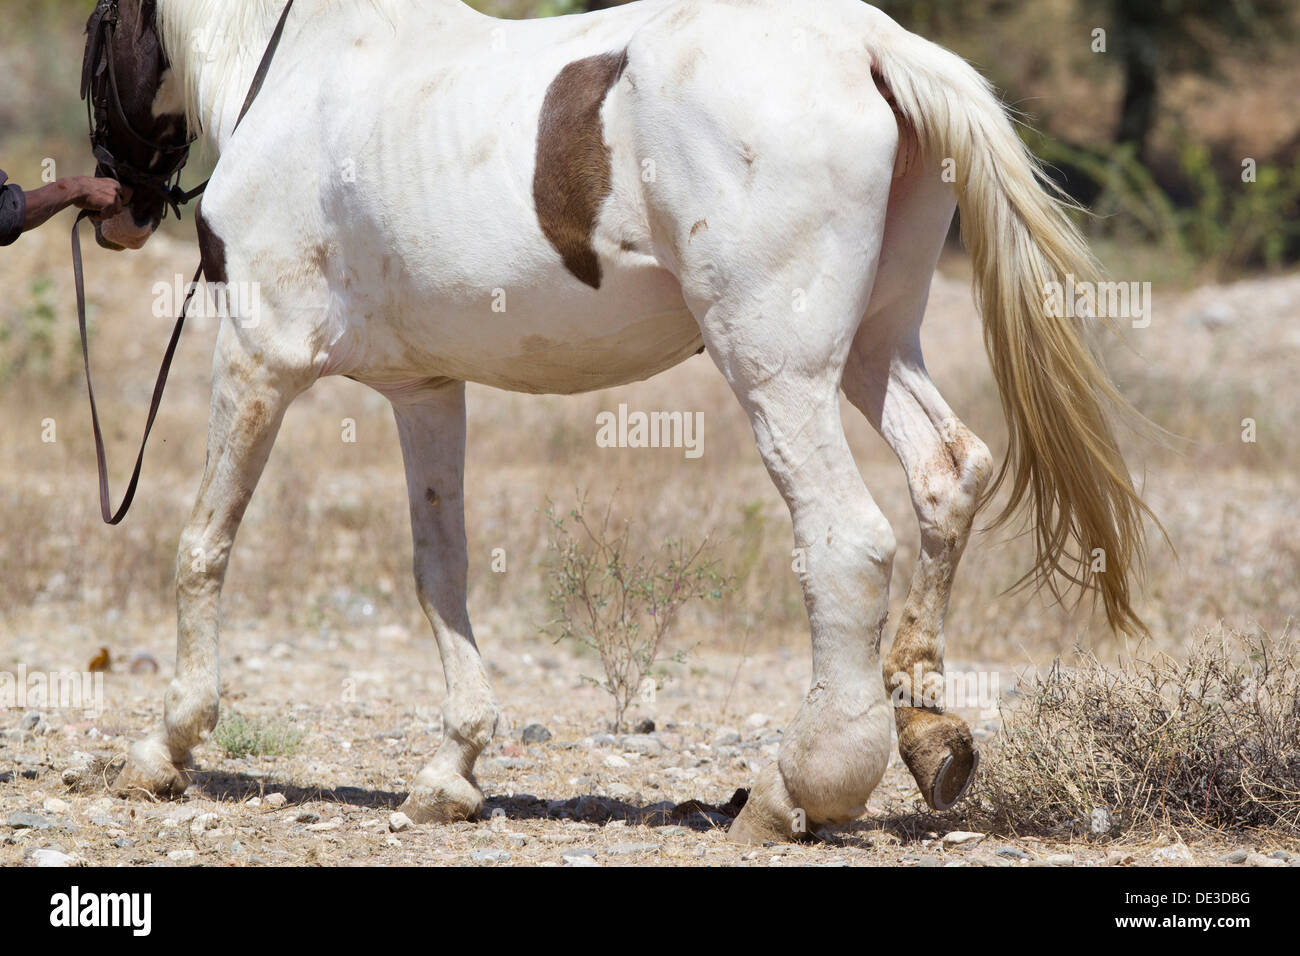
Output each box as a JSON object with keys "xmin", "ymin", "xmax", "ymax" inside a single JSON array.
[
  {"xmin": 994, "ymin": 846, "xmax": 1029, "ymax": 860},
  {"xmin": 264, "ymin": 793, "xmax": 288, "ymax": 808},
  {"xmin": 606, "ymin": 842, "xmax": 660, "ymax": 856},
  {"xmin": 59, "ymin": 752, "xmax": 96, "ymax": 788},
  {"xmin": 711, "ymin": 727, "xmax": 741, "ymax": 747},
  {"xmin": 942, "ymin": 831, "xmax": 985, "ymax": 846},
  {"xmin": 6, "ymin": 812, "xmax": 53, "ymax": 831},
  {"xmin": 617, "ymin": 734, "xmax": 665, "ymax": 757},
  {"xmin": 1152, "ymin": 845, "xmax": 1192, "ymax": 864},
  {"xmin": 521, "ymin": 723, "xmax": 552, "ymax": 744},
  {"xmin": 471, "ymin": 849, "xmax": 511, "ymax": 865},
  {"xmin": 562, "ymin": 851, "xmax": 600, "ymax": 867},
  {"xmin": 603, "ymin": 754, "xmax": 630, "ymax": 769},
  {"xmin": 167, "ymin": 850, "xmax": 196, "ymax": 864},
  {"xmin": 389, "ymin": 812, "xmax": 413, "ymax": 833},
  {"xmin": 503, "ymin": 833, "xmax": 528, "ymax": 848},
  {"xmin": 190, "ymin": 813, "xmax": 220, "ymax": 836},
  {"xmin": 129, "ymin": 653, "xmax": 160, "ymax": 674},
  {"xmin": 1246, "ymin": 853, "xmax": 1286, "ymax": 868},
  {"xmin": 605, "ymin": 783, "xmax": 639, "ymax": 803},
  {"xmin": 1220, "ymin": 849, "xmax": 1249, "ymax": 864},
  {"xmin": 28, "ymin": 848, "xmax": 77, "ymax": 867},
  {"xmin": 1044, "ymin": 854, "xmax": 1075, "ymax": 867}
]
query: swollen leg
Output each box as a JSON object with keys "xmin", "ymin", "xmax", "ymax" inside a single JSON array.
[{"xmin": 844, "ymin": 338, "xmax": 992, "ymax": 809}]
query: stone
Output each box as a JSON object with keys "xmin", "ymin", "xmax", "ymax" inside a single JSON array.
[
  {"xmin": 167, "ymin": 850, "xmax": 196, "ymax": 864},
  {"xmin": 1045, "ymin": 854, "xmax": 1075, "ymax": 867},
  {"xmin": 607, "ymin": 842, "xmax": 660, "ymax": 856},
  {"xmin": 1245, "ymin": 853, "xmax": 1285, "ymax": 868},
  {"xmin": 521, "ymin": 723, "xmax": 552, "ymax": 744},
  {"xmin": 711, "ymin": 727, "xmax": 741, "ymax": 747},
  {"xmin": 617, "ymin": 734, "xmax": 665, "ymax": 757},
  {"xmin": 471, "ymin": 849, "xmax": 510, "ymax": 865},
  {"xmin": 942, "ymin": 831, "xmax": 985, "ymax": 846},
  {"xmin": 190, "ymin": 813, "xmax": 221, "ymax": 836},
  {"xmin": 264, "ymin": 793, "xmax": 288, "ymax": 808},
  {"xmin": 28, "ymin": 848, "xmax": 77, "ymax": 867},
  {"xmin": 994, "ymin": 846, "xmax": 1029, "ymax": 860},
  {"xmin": 1152, "ymin": 845, "xmax": 1192, "ymax": 864},
  {"xmin": 603, "ymin": 754, "xmax": 630, "ymax": 769},
  {"xmin": 389, "ymin": 812, "xmax": 413, "ymax": 833},
  {"xmin": 6, "ymin": 812, "xmax": 53, "ymax": 831},
  {"xmin": 562, "ymin": 851, "xmax": 599, "ymax": 867},
  {"xmin": 1220, "ymin": 848, "xmax": 1249, "ymax": 864}
]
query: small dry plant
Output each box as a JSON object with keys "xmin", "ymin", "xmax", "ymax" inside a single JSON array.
[
  {"xmin": 543, "ymin": 494, "xmax": 731, "ymax": 732},
  {"xmin": 972, "ymin": 627, "xmax": 1300, "ymax": 838}
]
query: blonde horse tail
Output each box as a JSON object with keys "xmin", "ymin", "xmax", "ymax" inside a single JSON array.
[{"xmin": 868, "ymin": 20, "xmax": 1162, "ymax": 634}]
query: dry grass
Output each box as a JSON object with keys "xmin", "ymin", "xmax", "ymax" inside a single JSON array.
[{"xmin": 971, "ymin": 627, "xmax": 1300, "ymax": 839}]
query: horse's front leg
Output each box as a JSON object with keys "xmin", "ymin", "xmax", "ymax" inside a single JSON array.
[
  {"xmin": 390, "ymin": 381, "xmax": 498, "ymax": 823},
  {"xmin": 113, "ymin": 304, "xmax": 311, "ymax": 798}
]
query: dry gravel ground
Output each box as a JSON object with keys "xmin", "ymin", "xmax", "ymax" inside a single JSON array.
[
  {"xmin": 2, "ymin": 223, "xmax": 1299, "ymax": 867},
  {"xmin": 3, "ymin": 620, "xmax": 1298, "ymax": 868}
]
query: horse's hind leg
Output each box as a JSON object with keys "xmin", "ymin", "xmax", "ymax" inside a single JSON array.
[
  {"xmin": 389, "ymin": 381, "xmax": 497, "ymax": 823},
  {"xmin": 113, "ymin": 312, "xmax": 312, "ymax": 798},
  {"xmin": 843, "ymin": 310, "xmax": 993, "ymax": 811}
]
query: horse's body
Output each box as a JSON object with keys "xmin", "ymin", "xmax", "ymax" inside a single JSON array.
[{"xmin": 97, "ymin": 0, "xmax": 1153, "ymax": 841}]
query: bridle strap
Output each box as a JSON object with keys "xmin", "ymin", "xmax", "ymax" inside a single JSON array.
[
  {"xmin": 102, "ymin": 15, "xmax": 194, "ymax": 156},
  {"xmin": 72, "ymin": 212, "xmax": 201, "ymax": 524},
  {"xmin": 72, "ymin": 0, "xmax": 295, "ymax": 524}
]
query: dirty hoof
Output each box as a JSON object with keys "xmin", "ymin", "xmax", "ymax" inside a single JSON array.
[
  {"xmin": 110, "ymin": 739, "xmax": 190, "ymax": 800},
  {"xmin": 895, "ymin": 707, "xmax": 978, "ymax": 812},
  {"xmin": 399, "ymin": 769, "xmax": 484, "ymax": 824},
  {"xmin": 725, "ymin": 763, "xmax": 799, "ymax": 844}
]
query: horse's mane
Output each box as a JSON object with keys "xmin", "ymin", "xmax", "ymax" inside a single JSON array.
[{"xmin": 156, "ymin": 0, "xmax": 399, "ymax": 137}]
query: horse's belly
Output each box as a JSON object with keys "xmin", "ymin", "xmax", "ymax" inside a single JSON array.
[{"xmin": 336, "ymin": 262, "xmax": 702, "ymax": 395}]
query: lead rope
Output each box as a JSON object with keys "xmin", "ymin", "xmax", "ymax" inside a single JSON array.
[{"xmin": 71, "ymin": 0, "xmax": 295, "ymax": 524}]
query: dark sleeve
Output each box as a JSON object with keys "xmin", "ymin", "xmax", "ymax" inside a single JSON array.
[{"xmin": 0, "ymin": 171, "xmax": 27, "ymax": 246}]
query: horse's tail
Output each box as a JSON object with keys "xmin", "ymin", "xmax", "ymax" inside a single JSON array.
[{"xmin": 867, "ymin": 21, "xmax": 1160, "ymax": 634}]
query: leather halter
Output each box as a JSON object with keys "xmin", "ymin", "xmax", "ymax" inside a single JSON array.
[
  {"xmin": 81, "ymin": 0, "xmax": 199, "ymax": 221},
  {"xmin": 71, "ymin": 0, "xmax": 296, "ymax": 524}
]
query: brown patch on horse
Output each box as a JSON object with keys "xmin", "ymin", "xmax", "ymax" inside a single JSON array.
[
  {"xmin": 533, "ymin": 49, "xmax": 629, "ymax": 289},
  {"xmin": 195, "ymin": 203, "xmax": 227, "ymax": 285}
]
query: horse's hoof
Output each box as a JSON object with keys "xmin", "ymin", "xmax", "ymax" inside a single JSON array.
[
  {"xmin": 725, "ymin": 763, "xmax": 798, "ymax": 844},
  {"xmin": 399, "ymin": 769, "xmax": 484, "ymax": 824},
  {"xmin": 895, "ymin": 707, "xmax": 978, "ymax": 812},
  {"xmin": 111, "ymin": 738, "xmax": 190, "ymax": 800}
]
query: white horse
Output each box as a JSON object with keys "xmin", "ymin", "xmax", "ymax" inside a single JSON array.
[{"xmin": 90, "ymin": 0, "xmax": 1153, "ymax": 843}]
